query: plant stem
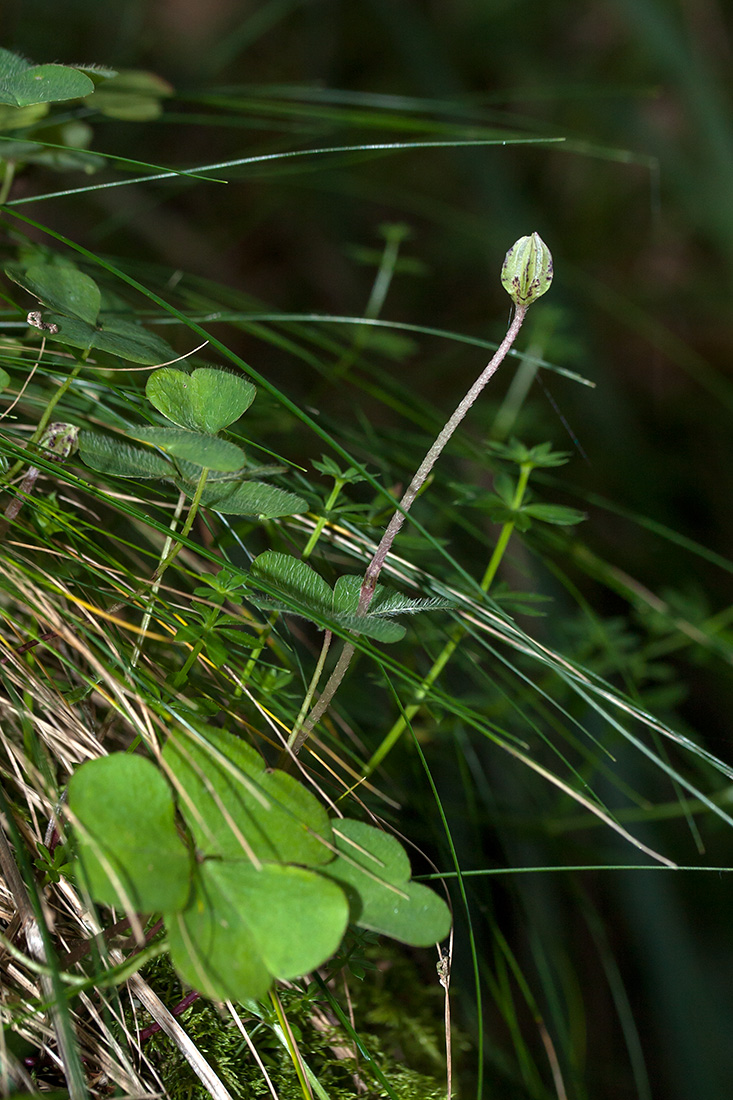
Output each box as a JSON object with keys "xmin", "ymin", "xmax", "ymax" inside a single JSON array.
[
  {"xmin": 153, "ymin": 466, "xmax": 209, "ymax": 579},
  {"xmin": 330, "ymin": 222, "xmax": 409, "ymax": 384},
  {"xmin": 130, "ymin": 466, "xmax": 210, "ymax": 671},
  {"xmin": 293, "ymin": 304, "xmax": 529, "ymax": 754},
  {"xmin": 129, "ymin": 491, "xmax": 187, "ymax": 671},
  {"xmin": 0, "ymin": 160, "xmax": 16, "ymax": 206},
  {"xmin": 286, "ymin": 630, "xmax": 332, "ymax": 751},
  {"xmin": 4, "ymin": 361, "xmax": 84, "ymax": 483},
  {"xmin": 363, "ymin": 461, "xmax": 532, "ymax": 774},
  {"xmin": 301, "ymin": 479, "xmax": 344, "ymax": 561}
]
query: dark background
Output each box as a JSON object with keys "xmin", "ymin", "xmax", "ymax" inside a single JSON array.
[{"xmin": 4, "ymin": 3, "xmax": 733, "ymax": 1097}]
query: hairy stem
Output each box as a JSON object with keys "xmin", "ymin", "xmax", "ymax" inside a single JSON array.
[
  {"xmin": 294, "ymin": 303, "xmax": 529, "ymax": 753},
  {"xmin": 364, "ymin": 461, "xmax": 533, "ymax": 774}
]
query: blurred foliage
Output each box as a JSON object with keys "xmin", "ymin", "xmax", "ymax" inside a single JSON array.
[{"xmin": 3, "ymin": 2, "xmax": 733, "ymax": 1099}]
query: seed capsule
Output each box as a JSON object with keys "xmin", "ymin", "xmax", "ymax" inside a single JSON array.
[{"xmin": 501, "ymin": 232, "xmax": 553, "ymax": 306}]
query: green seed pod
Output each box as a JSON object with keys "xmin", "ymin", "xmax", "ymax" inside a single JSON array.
[
  {"xmin": 501, "ymin": 232, "xmax": 553, "ymax": 306},
  {"xmin": 40, "ymin": 422, "xmax": 80, "ymax": 459}
]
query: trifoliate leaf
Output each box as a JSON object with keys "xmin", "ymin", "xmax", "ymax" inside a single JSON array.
[{"xmin": 163, "ymin": 724, "xmax": 333, "ymax": 866}]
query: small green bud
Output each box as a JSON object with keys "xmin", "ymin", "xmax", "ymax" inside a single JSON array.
[
  {"xmin": 40, "ymin": 422, "xmax": 79, "ymax": 460},
  {"xmin": 501, "ymin": 232, "xmax": 553, "ymax": 306}
]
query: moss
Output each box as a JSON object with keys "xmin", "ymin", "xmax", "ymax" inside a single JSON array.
[{"xmin": 130, "ymin": 944, "xmax": 449, "ymax": 1100}]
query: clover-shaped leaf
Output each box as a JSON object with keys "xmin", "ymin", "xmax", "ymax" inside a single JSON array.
[
  {"xmin": 163, "ymin": 725, "xmax": 333, "ymax": 866},
  {"xmin": 67, "ymin": 754, "xmax": 192, "ymax": 913},
  {"xmin": 79, "ymin": 431, "xmax": 174, "ymax": 479},
  {"xmin": 147, "ymin": 368, "xmax": 256, "ymax": 434},
  {"xmin": 128, "ymin": 427, "xmax": 245, "ymax": 472},
  {"xmin": 5, "ymin": 262, "xmax": 177, "ymax": 365},
  {"xmin": 0, "ymin": 48, "xmax": 97, "ymax": 107},
  {"xmin": 6, "ymin": 263, "xmax": 101, "ymax": 325},
  {"xmin": 166, "ymin": 860, "xmax": 348, "ymax": 1002},
  {"xmin": 321, "ymin": 819, "xmax": 451, "ymax": 947}
]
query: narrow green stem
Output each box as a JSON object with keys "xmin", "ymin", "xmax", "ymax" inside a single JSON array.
[
  {"xmin": 480, "ymin": 462, "xmax": 531, "ymax": 589},
  {"xmin": 364, "ymin": 461, "xmax": 533, "ymax": 774},
  {"xmin": 4, "ymin": 360, "xmax": 84, "ymax": 482},
  {"xmin": 330, "ymin": 223, "xmax": 408, "ymax": 384},
  {"xmin": 153, "ymin": 466, "xmax": 209, "ymax": 580},
  {"xmin": 0, "ymin": 161, "xmax": 17, "ymax": 206},
  {"xmin": 131, "ymin": 466, "xmax": 209, "ymax": 672},
  {"xmin": 173, "ymin": 638, "xmax": 206, "ymax": 688},
  {"xmin": 237, "ymin": 612, "xmax": 277, "ymax": 692},
  {"xmin": 129, "ymin": 490, "xmax": 187, "ymax": 671},
  {"xmin": 301, "ymin": 479, "xmax": 344, "ymax": 561},
  {"xmin": 286, "ymin": 630, "xmax": 332, "ymax": 753}
]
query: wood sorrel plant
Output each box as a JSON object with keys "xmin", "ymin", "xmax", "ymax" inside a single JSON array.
[{"xmin": 2, "ymin": 232, "xmax": 550, "ymax": 1010}]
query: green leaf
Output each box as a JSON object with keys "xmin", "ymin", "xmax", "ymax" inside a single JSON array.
[
  {"xmin": 321, "ymin": 819, "xmax": 451, "ymax": 947},
  {"xmin": 36, "ymin": 311, "xmax": 178, "ymax": 365},
  {"xmin": 90, "ymin": 315, "xmax": 178, "ymax": 365},
  {"xmin": 0, "ymin": 101, "xmax": 49, "ymax": 132},
  {"xmin": 84, "ymin": 69, "xmax": 173, "ymax": 121},
  {"xmin": 249, "ymin": 560, "xmax": 405, "ymax": 641},
  {"xmin": 487, "ymin": 438, "xmax": 572, "ymax": 469},
  {"xmin": 79, "ymin": 431, "xmax": 174, "ymax": 479},
  {"xmin": 0, "ymin": 49, "xmax": 95, "ymax": 107},
  {"xmin": 250, "ymin": 551, "xmax": 333, "ymax": 614},
  {"xmin": 482, "ymin": 496, "xmax": 533, "ymax": 531},
  {"xmin": 188, "ymin": 479, "xmax": 307, "ymax": 518},
  {"xmin": 129, "ymin": 427, "xmax": 245, "ymax": 472},
  {"xmin": 166, "ymin": 859, "xmax": 348, "ymax": 1002},
  {"xmin": 6, "ymin": 263, "xmax": 101, "ymax": 324},
  {"xmin": 333, "ymin": 574, "xmax": 452, "ymax": 617},
  {"xmin": 0, "ymin": 367, "xmax": 9, "ymax": 391},
  {"xmin": 312, "ymin": 454, "xmax": 366, "ymax": 485},
  {"xmin": 147, "ymin": 367, "xmax": 256, "ymax": 433},
  {"xmin": 67, "ymin": 754, "xmax": 192, "ymax": 913},
  {"xmin": 163, "ymin": 724, "xmax": 334, "ymax": 866},
  {"xmin": 521, "ymin": 503, "xmax": 586, "ymax": 526},
  {"xmin": 493, "ymin": 472, "xmax": 516, "ymax": 507}
]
